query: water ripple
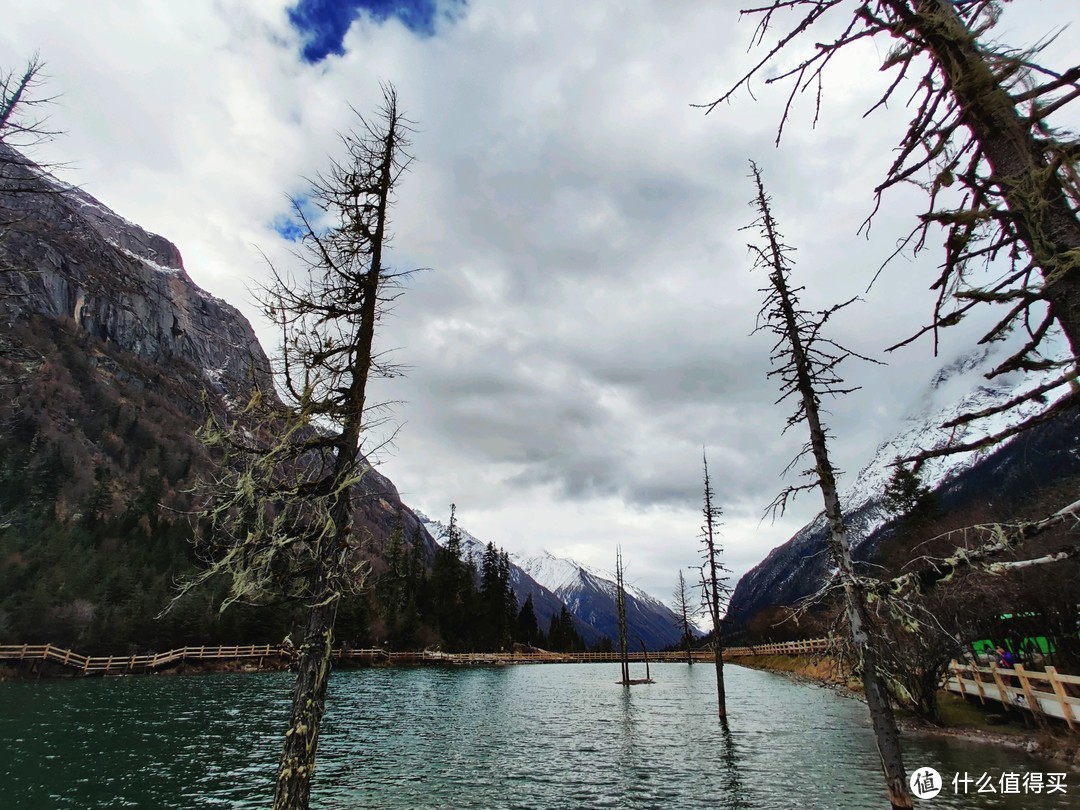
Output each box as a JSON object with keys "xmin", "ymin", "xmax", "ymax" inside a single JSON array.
[{"xmin": 0, "ymin": 664, "xmax": 1074, "ymax": 808}]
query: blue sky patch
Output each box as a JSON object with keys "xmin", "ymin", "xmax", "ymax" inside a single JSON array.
[
  {"xmin": 271, "ymin": 195, "xmax": 316, "ymax": 242},
  {"xmin": 272, "ymin": 215, "xmax": 306, "ymax": 243},
  {"xmin": 288, "ymin": 0, "xmax": 465, "ymax": 63}
]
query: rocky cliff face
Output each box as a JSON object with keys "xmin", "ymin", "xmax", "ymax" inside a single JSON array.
[
  {"xmin": 0, "ymin": 148, "xmax": 438, "ymax": 645},
  {"xmin": 0, "ymin": 148, "xmax": 268, "ymax": 408}
]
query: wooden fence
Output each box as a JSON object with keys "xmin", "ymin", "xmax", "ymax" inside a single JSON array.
[
  {"xmin": 725, "ymin": 637, "xmax": 831, "ymax": 657},
  {"xmin": 0, "ymin": 637, "xmax": 833, "ymax": 677},
  {"xmin": 946, "ymin": 659, "xmax": 1080, "ymax": 730},
  {"xmin": 0, "ymin": 643, "xmax": 714, "ymax": 674},
  {"xmin": 0, "ymin": 643, "xmax": 286, "ymax": 675}
]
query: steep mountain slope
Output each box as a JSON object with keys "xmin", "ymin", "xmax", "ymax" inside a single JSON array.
[
  {"xmin": 417, "ymin": 513, "xmax": 685, "ymax": 650},
  {"xmin": 0, "ymin": 150, "xmax": 437, "ymax": 646},
  {"xmin": 727, "ymin": 343, "xmax": 1078, "ymax": 626}
]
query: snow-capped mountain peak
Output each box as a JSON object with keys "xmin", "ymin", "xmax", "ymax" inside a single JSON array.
[{"xmin": 414, "ymin": 512, "xmax": 686, "ymax": 649}]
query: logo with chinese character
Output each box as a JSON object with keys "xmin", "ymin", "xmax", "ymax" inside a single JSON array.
[
  {"xmin": 951, "ymin": 770, "xmax": 1068, "ymax": 796},
  {"xmin": 910, "ymin": 767, "xmax": 942, "ymax": 799}
]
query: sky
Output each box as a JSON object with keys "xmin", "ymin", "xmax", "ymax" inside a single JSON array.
[{"xmin": 3, "ymin": 0, "xmax": 1075, "ymax": 605}]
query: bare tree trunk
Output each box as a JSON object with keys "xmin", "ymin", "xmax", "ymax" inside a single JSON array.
[
  {"xmin": 701, "ymin": 452, "xmax": 727, "ymax": 719},
  {"xmin": 273, "ymin": 469, "xmax": 357, "ymax": 809},
  {"xmin": 673, "ymin": 569, "xmax": 695, "ymax": 666},
  {"xmin": 616, "ymin": 547, "xmax": 629, "ymax": 685},
  {"xmin": 273, "ymin": 589, "xmax": 338, "ymax": 809},
  {"xmin": 753, "ymin": 168, "xmax": 912, "ymax": 809},
  {"xmin": 903, "ymin": 0, "xmax": 1080, "ymax": 354}
]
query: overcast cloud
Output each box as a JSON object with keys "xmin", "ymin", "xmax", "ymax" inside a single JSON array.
[{"xmin": 4, "ymin": 0, "xmax": 1075, "ymax": 602}]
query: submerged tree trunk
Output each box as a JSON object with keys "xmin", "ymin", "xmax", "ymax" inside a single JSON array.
[
  {"xmin": 700, "ymin": 451, "xmax": 727, "ymax": 720},
  {"xmin": 616, "ymin": 547, "xmax": 630, "ymax": 685}
]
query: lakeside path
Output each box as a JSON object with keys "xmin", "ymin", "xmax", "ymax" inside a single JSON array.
[{"xmin": 727, "ymin": 653, "xmax": 1080, "ymax": 769}]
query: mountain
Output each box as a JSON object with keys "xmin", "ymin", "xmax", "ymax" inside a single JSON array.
[
  {"xmin": 726, "ymin": 342, "xmax": 1080, "ymax": 628},
  {"xmin": 515, "ymin": 550, "xmax": 689, "ymax": 651},
  {"xmin": 413, "ymin": 511, "xmax": 605, "ymax": 644},
  {"xmin": 0, "ymin": 148, "xmax": 438, "ymax": 647},
  {"xmin": 416, "ymin": 512, "xmax": 686, "ymax": 650}
]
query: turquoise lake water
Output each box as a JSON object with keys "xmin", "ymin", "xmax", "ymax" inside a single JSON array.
[{"xmin": 0, "ymin": 662, "xmax": 1074, "ymax": 808}]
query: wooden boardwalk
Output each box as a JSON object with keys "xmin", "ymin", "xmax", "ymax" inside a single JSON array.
[
  {"xmin": 0, "ymin": 637, "xmax": 833, "ymax": 677},
  {"xmin": 946, "ymin": 658, "xmax": 1080, "ymax": 730},
  {"xmin": 0, "ymin": 643, "xmax": 719, "ymax": 676}
]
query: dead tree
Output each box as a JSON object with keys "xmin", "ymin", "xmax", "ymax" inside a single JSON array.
[
  {"xmin": 0, "ymin": 54, "xmax": 58, "ymax": 176},
  {"xmin": 748, "ymin": 164, "xmax": 912, "ymax": 809},
  {"xmin": 616, "ymin": 546, "xmax": 630, "ymax": 685},
  {"xmin": 638, "ymin": 638, "xmax": 652, "ymax": 682},
  {"xmin": 1, "ymin": 54, "xmax": 64, "ymax": 249},
  {"xmin": 672, "ymin": 569, "xmax": 696, "ymax": 665},
  {"xmin": 173, "ymin": 85, "xmax": 415, "ymax": 810},
  {"xmin": 706, "ymin": 1, "xmax": 1080, "ymax": 450},
  {"xmin": 699, "ymin": 450, "xmax": 730, "ymax": 719}
]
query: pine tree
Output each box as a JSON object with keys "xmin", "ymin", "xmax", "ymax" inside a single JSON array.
[
  {"xmin": 480, "ymin": 541, "xmax": 506, "ymax": 649},
  {"xmin": 882, "ymin": 461, "xmax": 940, "ymax": 525},
  {"xmin": 547, "ymin": 605, "xmax": 584, "ymax": 653},
  {"xmin": 515, "ymin": 594, "xmax": 543, "ymax": 647}
]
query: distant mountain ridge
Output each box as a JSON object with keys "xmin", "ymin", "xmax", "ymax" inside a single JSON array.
[
  {"xmin": 514, "ymin": 550, "xmax": 690, "ymax": 650},
  {"xmin": 727, "ymin": 340, "xmax": 1077, "ymax": 626},
  {"xmin": 416, "ymin": 512, "xmax": 686, "ymax": 650},
  {"xmin": 413, "ymin": 510, "xmax": 604, "ymax": 645}
]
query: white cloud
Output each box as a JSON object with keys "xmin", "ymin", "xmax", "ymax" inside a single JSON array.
[{"xmin": 3, "ymin": 0, "xmax": 1075, "ymax": 603}]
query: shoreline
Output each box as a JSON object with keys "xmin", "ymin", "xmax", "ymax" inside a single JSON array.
[{"xmin": 728, "ymin": 653, "xmax": 1080, "ymax": 769}]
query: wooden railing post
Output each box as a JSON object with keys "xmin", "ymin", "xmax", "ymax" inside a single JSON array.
[
  {"xmin": 989, "ymin": 662, "xmax": 1011, "ymax": 705},
  {"xmin": 969, "ymin": 661, "xmax": 987, "ymax": 704},
  {"xmin": 1043, "ymin": 667, "xmax": 1076, "ymax": 731},
  {"xmin": 1013, "ymin": 665, "xmax": 1039, "ymax": 714},
  {"xmin": 950, "ymin": 660, "xmax": 968, "ymax": 701}
]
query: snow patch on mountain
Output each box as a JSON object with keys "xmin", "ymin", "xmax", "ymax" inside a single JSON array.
[
  {"xmin": 514, "ymin": 549, "xmax": 670, "ymax": 613},
  {"xmin": 415, "ymin": 510, "xmax": 489, "ymax": 564},
  {"xmin": 836, "ymin": 338, "xmax": 1070, "ymax": 550}
]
